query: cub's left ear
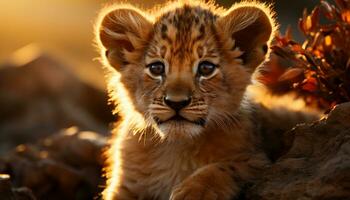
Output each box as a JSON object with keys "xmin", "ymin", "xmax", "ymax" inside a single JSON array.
[{"xmin": 217, "ymin": 4, "xmax": 275, "ymax": 72}]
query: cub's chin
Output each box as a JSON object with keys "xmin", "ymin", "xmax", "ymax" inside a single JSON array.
[{"xmin": 155, "ymin": 116, "xmax": 205, "ymax": 140}]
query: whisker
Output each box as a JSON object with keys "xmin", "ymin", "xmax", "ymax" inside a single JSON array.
[
  {"xmin": 149, "ymin": 108, "xmax": 170, "ymax": 112},
  {"xmin": 208, "ymin": 110, "xmax": 242, "ymax": 131},
  {"xmin": 184, "ymin": 108, "xmax": 207, "ymax": 112}
]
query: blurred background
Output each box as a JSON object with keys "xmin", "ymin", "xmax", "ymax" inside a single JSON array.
[
  {"xmin": 0, "ymin": 0, "xmax": 319, "ymax": 89},
  {"xmin": 0, "ymin": 1, "xmax": 340, "ymax": 199}
]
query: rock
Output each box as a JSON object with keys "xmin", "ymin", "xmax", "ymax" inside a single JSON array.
[
  {"xmin": 0, "ymin": 174, "xmax": 13, "ymax": 199},
  {"xmin": 0, "ymin": 127, "xmax": 107, "ymax": 200},
  {"xmin": 0, "ymin": 174, "xmax": 36, "ymax": 200},
  {"xmin": 0, "ymin": 45, "xmax": 114, "ymax": 154},
  {"xmin": 246, "ymin": 102, "xmax": 350, "ymax": 199},
  {"xmin": 12, "ymin": 187, "xmax": 36, "ymax": 200}
]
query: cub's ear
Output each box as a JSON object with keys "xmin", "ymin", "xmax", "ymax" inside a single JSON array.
[
  {"xmin": 96, "ymin": 7, "xmax": 152, "ymax": 69},
  {"xmin": 217, "ymin": 4, "xmax": 275, "ymax": 72}
]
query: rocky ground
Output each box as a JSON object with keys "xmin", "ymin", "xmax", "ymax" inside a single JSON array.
[
  {"xmin": 0, "ymin": 50, "xmax": 114, "ymax": 154},
  {"xmin": 0, "ymin": 51, "xmax": 113, "ymax": 199},
  {"xmin": 246, "ymin": 103, "xmax": 350, "ymax": 199},
  {"xmin": 0, "ymin": 128, "xmax": 106, "ymax": 200},
  {"xmin": 0, "ymin": 50, "xmax": 349, "ymax": 200}
]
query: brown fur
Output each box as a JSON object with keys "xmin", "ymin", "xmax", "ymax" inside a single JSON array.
[{"xmin": 94, "ymin": 1, "xmax": 309, "ymax": 199}]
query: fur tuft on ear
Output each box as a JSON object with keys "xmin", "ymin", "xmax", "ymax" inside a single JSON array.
[
  {"xmin": 217, "ymin": 1, "xmax": 277, "ymax": 72},
  {"xmin": 95, "ymin": 6, "xmax": 153, "ymax": 69}
]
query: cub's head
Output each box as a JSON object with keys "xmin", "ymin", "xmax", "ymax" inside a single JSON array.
[{"xmin": 96, "ymin": 1, "xmax": 276, "ymax": 140}]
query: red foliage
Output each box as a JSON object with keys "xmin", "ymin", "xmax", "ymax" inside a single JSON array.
[{"xmin": 259, "ymin": 0, "xmax": 350, "ymax": 111}]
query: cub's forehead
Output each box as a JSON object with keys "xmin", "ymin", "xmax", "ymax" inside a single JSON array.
[
  {"xmin": 148, "ymin": 5, "xmax": 219, "ymax": 59},
  {"xmin": 156, "ymin": 5, "xmax": 217, "ymax": 29}
]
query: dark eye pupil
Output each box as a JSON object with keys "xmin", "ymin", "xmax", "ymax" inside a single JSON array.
[
  {"xmin": 148, "ymin": 62, "xmax": 165, "ymax": 76},
  {"xmin": 198, "ymin": 61, "xmax": 216, "ymax": 76}
]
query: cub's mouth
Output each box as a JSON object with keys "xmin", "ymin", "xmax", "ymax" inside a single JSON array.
[{"xmin": 154, "ymin": 115, "xmax": 206, "ymax": 127}]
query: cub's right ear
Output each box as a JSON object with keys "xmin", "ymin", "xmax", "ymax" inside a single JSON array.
[{"xmin": 96, "ymin": 7, "xmax": 153, "ymax": 69}]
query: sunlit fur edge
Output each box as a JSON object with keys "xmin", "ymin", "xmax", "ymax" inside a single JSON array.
[
  {"xmin": 93, "ymin": 0, "xmax": 278, "ymax": 116},
  {"xmin": 94, "ymin": 2, "xmax": 279, "ymax": 198}
]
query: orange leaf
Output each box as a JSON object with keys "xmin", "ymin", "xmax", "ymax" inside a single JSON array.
[
  {"xmin": 321, "ymin": 1, "xmax": 334, "ymax": 19},
  {"xmin": 302, "ymin": 82, "xmax": 318, "ymax": 92},
  {"xmin": 342, "ymin": 10, "xmax": 350, "ymax": 23},
  {"xmin": 302, "ymin": 77, "xmax": 318, "ymax": 92},
  {"xmin": 291, "ymin": 44, "xmax": 304, "ymax": 52},
  {"xmin": 305, "ymin": 16, "xmax": 313, "ymax": 31},
  {"xmin": 278, "ymin": 68, "xmax": 305, "ymax": 82}
]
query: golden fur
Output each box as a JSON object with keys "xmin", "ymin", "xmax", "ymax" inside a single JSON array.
[{"xmin": 94, "ymin": 1, "xmax": 312, "ymax": 199}]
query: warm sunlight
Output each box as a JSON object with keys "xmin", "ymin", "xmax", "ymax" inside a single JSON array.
[{"xmin": 0, "ymin": 1, "xmax": 349, "ymax": 200}]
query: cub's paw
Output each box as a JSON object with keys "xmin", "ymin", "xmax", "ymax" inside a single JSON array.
[{"xmin": 170, "ymin": 183, "xmax": 219, "ymax": 200}]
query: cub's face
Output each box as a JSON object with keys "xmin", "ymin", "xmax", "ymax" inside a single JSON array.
[{"xmin": 97, "ymin": 2, "xmax": 274, "ymax": 140}]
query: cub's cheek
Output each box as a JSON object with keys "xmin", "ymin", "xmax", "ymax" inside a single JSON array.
[{"xmin": 134, "ymin": 95, "xmax": 152, "ymax": 113}]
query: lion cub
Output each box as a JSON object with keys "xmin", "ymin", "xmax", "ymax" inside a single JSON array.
[{"xmin": 95, "ymin": 1, "xmax": 288, "ymax": 199}]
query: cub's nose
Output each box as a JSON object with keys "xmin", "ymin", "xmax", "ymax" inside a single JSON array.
[{"xmin": 164, "ymin": 96, "xmax": 191, "ymax": 112}]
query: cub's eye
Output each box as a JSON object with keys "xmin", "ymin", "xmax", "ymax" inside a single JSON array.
[
  {"xmin": 197, "ymin": 61, "xmax": 217, "ymax": 77},
  {"xmin": 147, "ymin": 62, "xmax": 165, "ymax": 76}
]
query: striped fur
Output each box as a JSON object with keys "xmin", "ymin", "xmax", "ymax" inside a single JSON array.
[{"xmin": 94, "ymin": 1, "xmax": 316, "ymax": 200}]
